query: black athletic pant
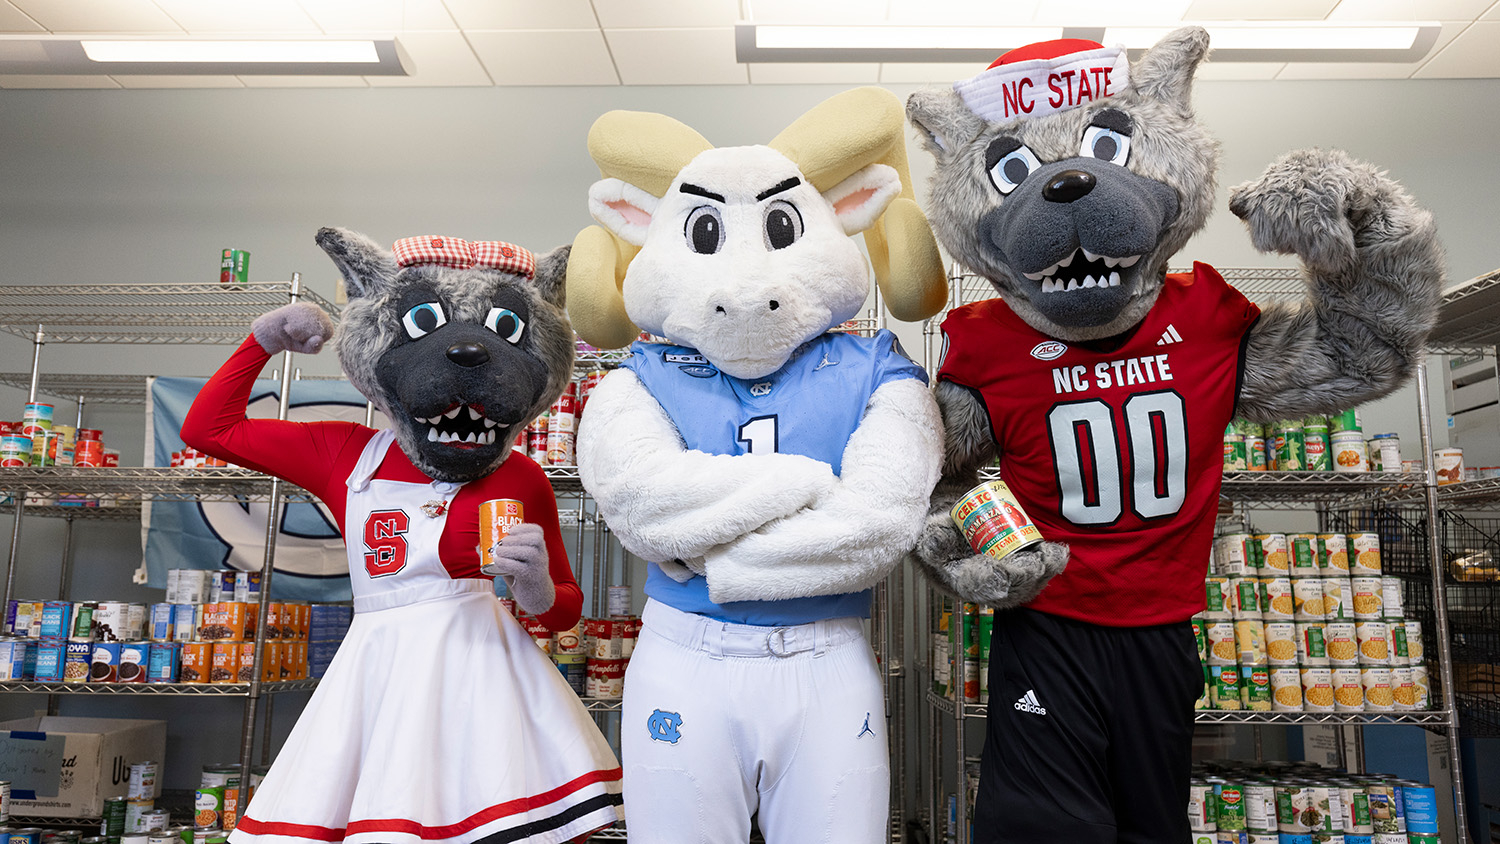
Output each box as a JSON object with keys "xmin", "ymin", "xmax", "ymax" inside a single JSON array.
[{"xmin": 973, "ymin": 609, "xmax": 1202, "ymax": 844}]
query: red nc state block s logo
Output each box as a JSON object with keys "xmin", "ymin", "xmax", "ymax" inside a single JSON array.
[{"xmin": 362, "ymin": 509, "xmax": 410, "ymax": 577}]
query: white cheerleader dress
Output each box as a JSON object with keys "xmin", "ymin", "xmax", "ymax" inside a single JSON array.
[{"xmin": 230, "ymin": 431, "xmax": 623, "ymax": 844}]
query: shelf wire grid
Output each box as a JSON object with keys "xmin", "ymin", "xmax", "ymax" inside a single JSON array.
[
  {"xmin": 0, "ymin": 373, "xmax": 150, "ymax": 404},
  {"xmin": 0, "ymin": 282, "xmax": 341, "ymax": 344},
  {"xmin": 1437, "ymin": 512, "xmax": 1500, "ymax": 737}
]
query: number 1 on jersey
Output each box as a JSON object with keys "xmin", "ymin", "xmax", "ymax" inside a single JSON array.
[{"xmin": 737, "ymin": 415, "xmax": 779, "ymax": 455}]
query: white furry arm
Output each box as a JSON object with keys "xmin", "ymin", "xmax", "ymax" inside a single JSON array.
[
  {"xmin": 701, "ymin": 377, "xmax": 942, "ymax": 603},
  {"xmin": 577, "ymin": 369, "xmax": 837, "ymax": 565}
]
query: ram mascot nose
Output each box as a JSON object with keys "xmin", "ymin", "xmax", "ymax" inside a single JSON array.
[{"xmin": 565, "ymin": 87, "xmax": 950, "ymax": 348}]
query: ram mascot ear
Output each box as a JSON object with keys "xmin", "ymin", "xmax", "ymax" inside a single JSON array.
[
  {"xmin": 768, "ymin": 86, "xmax": 947, "ymax": 322},
  {"xmin": 567, "ymin": 112, "xmax": 713, "ymax": 350}
]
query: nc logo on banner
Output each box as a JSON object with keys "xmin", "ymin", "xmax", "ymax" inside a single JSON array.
[{"xmin": 647, "ymin": 709, "xmax": 683, "ymax": 744}]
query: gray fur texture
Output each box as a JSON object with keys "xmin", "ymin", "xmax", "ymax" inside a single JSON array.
[
  {"xmin": 316, "ymin": 227, "xmax": 576, "ymax": 484},
  {"xmin": 905, "ymin": 26, "xmax": 1444, "ymax": 608},
  {"xmin": 481, "ymin": 522, "xmax": 555, "ymax": 615},
  {"xmin": 252, "ymin": 301, "xmax": 335, "ymax": 356}
]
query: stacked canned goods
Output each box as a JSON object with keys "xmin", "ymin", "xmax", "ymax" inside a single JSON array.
[
  {"xmin": 511, "ymin": 370, "xmax": 607, "ymax": 467},
  {"xmin": 167, "ymin": 449, "xmax": 232, "ymax": 469},
  {"xmin": 195, "ymin": 762, "xmax": 268, "ymax": 835},
  {"xmin": 932, "ymin": 601, "xmax": 995, "ymax": 706},
  {"xmin": 509, "ymin": 607, "xmax": 640, "ymax": 701},
  {"xmin": 1224, "ymin": 411, "xmax": 1411, "ymax": 476},
  {"xmin": 1197, "ymin": 529, "xmax": 1428, "ymax": 713},
  {"xmin": 1189, "ymin": 760, "xmax": 1441, "ymax": 844},
  {"xmin": 3, "ymin": 413, "xmax": 120, "ymax": 507}
]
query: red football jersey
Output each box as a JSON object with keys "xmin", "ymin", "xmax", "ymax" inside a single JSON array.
[{"xmin": 939, "ymin": 263, "xmax": 1260, "ymax": 626}]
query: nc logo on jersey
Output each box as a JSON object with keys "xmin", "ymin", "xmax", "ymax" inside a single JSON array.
[
  {"xmin": 749, "ymin": 381, "xmax": 773, "ymax": 397},
  {"xmin": 647, "ymin": 709, "xmax": 683, "ymax": 744},
  {"xmin": 678, "ymin": 365, "xmax": 717, "ymax": 378},
  {"xmin": 1030, "ymin": 340, "xmax": 1068, "ymax": 361}
]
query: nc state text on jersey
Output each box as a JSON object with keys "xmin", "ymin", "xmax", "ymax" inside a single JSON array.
[{"xmin": 1051, "ymin": 354, "xmax": 1173, "ymax": 395}]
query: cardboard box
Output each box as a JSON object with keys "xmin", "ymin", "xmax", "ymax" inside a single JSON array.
[{"xmin": 0, "ymin": 716, "xmax": 166, "ymax": 817}]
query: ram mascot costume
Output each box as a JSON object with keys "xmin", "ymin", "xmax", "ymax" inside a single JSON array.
[
  {"xmin": 906, "ymin": 29, "xmax": 1443, "ymax": 843},
  {"xmin": 566, "ymin": 88, "xmax": 948, "ymax": 842},
  {"xmin": 182, "ymin": 231, "xmax": 623, "ymax": 844}
]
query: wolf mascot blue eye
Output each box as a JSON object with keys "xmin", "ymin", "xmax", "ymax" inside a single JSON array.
[
  {"xmin": 484, "ymin": 307, "xmax": 526, "ymax": 344},
  {"xmin": 1081, "ymin": 125, "xmax": 1131, "ymax": 166},
  {"xmin": 986, "ymin": 139, "xmax": 1041, "ymax": 196},
  {"xmin": 401, "ymin": 301, "xmax": 447, "ymax": 339}
]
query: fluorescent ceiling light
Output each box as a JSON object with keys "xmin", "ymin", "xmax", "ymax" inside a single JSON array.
[
  {"xmin": 81, "ymin": 40, "xmax": 381, "ymax": 65},
  {"xmin": 738, "ymin": 21, "xmax": 1441, "ymax": 64},
  {"xmin": 0, "ymin": 36, "xmax": 411, "ymax": 75}
]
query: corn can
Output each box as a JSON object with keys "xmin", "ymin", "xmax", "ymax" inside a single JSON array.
[
  {"xmin": 1205, "ymin": 621, "xmax": 1237, "ymax": 665},
  {"xmin": 1230, "ymin": 577, "xmax": 1260, "ymax": 619},
  {"xmin": 1204, "ymin": 577, "xmax": 1232, "ymax": 620},
  {"xmin": 1288, "ymin": 534, "xmax": 1318, "ymax": 575},
  {"xmin": 1404, "ymin": 621, "xmax": 1424, "ymax": 665},
  {"xmin": 1234, "ymin": 620, "xmax": 1266, "ymax": 666},
  {"xmin": 1391, "ymin": 666, "xmax": 1417, "ymax": 711},
  {"xmin": 1349, "ymin": 534, "xmax": 1382, "ymax": 575},
  {"xmin": 1300, "ymin": 667, "xmax": 1335, "ymax": 712},
  {"xmin": 950, "ymin": 481, "xmax": 1043, "ymax": 562},
  {"xmin": 1355, "ymin": 621, "xmax": 1390, "ymax": 666},
  {"xmin": 1254, "ymin": 534, "xmax": 1289, "ymax": 573},
  {"xmin": 1388, "ymin": 620, "xmax": 1409, "ymax": 667},
  {"xmin": 1295, "ymin": 622, "xmax": 1328, "ymax": 666},
  {"xmin": 1332, "ymin": 666, "xmax": 1365, "ymax": 712},
  {"xmin": 1350, "ymin": 577, "xmax": 1384, "ymax": 619},
  {"xmin": 1324, "ymin": 621, "xmax": 1358, "ymax": 666},
  {"xmin": 1321, "ymin": 577, "xmax": 1350, "ymax": 621},
  {"xmin": 1259, "ymin": 577, "xmax": 1293, "ymax": 620},
  {"xmin": 1361, "ymin": 666, "xmax": 1394, "ymax": 711},
  {"xmin": 1379, "ymin": 576, "xmax": 1405, "ymax": 621},
  {"xmin": 1316, "ymin": 533, "xmax": 1349, "ymax": 573},
  {"xmin": 1292, "ymin": 578, "xmax": 1326, "ymax": 621}
]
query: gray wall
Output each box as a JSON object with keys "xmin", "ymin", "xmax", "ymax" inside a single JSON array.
[{"xmin": 1, "ymin": 76, "xmax": 1497, "ymax": 790}]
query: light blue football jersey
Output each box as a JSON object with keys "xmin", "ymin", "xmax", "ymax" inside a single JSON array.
[{"xmin": 621, "ymin": 329, "xmax": 928, "ymax": 625}]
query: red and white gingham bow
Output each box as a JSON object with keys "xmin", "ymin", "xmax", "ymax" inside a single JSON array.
[{"xmin": 392, "ymin": 235, "xmax": 535, "ymax": 279}]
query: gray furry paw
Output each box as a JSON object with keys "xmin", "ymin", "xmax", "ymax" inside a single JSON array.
[
  {"xmin": 914, "ymin": 512, "xmax": 1068, "ymax": 608},
  {"xmin": 251, "ymin": 302, "xmax": 334, "ymax": 356},
  {"xmin": 481, "ymin": 523, "xmax": 555, "ymax": 615},
  {"xmin": 1229, "ymin": 148, "xmax": 1416, "ymax": 275}
]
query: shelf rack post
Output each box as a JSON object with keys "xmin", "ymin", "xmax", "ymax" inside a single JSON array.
[
  {"xmin": 1415, "ymin": 360, "xmax": 1472, "ymax": 843},
  {"xmin": 238, "ymin": 273, "xmax": 303, "ymax": 795},
  {"xmin": 3, "ymin": 326, "xmax": 45, "ymax": 617}
]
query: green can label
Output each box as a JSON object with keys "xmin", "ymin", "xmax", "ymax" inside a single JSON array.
[
  {"xmin": 1246, "ymin": 436, "xmax": 1268, "ymax": 470},
  {"xmin": 1304, "ymin": 428, "xmax": 1330, "ymax": 471},
  {"xmin": 1277, "ymin": 428, "xmax": 1306, "ymax": 471},
  {"xmin": 1216, "ymin": 785, "xmax": 1247, "ymax": 830},
  {"xmin": 1391, "ymin": 624, "xmax": 1409, "ymax": 659},
  {"xmin": 1224, "ymin": 436, "xmax": 1248, "ymax": 471}
]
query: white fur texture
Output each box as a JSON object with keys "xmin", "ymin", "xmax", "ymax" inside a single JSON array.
[
  {"xmin": 577, "ymin": 369, "xmax": 838, "ymax": 565},
  {"xmin": 823, "ymin": 163, "xmax": 901, "ymax": 236},
  {"xmin": 587, "ymin": 178, "xmax": 659, "ymax": 247},
  {"xmin": 701, "ymin": 377, "xmax": 942, "ymax": 603}
]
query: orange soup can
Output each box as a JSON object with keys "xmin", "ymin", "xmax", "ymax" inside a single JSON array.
[
  {"xmin": 950, "ymin": 481, "xmax": 1042, "ymax": 561},
  {"xmin": 479, "ymin": 499, "xmax": 526, "ymax": 570}
]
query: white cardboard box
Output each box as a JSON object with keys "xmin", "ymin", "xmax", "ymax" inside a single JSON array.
[{"xmin": 0, "ymin": 716, "xmax": 166, "ymax": 817}]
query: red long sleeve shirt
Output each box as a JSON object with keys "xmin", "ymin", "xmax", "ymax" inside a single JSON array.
[{"xmin": 181, "ymin": 336, "xmax": 583, "ymax": 631}]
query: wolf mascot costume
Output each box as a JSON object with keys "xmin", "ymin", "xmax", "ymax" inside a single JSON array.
[
  {"xmin": 183, "ymin": 230, "xmax": 623, "ymax": 844},
  {"xmin": 565, "ymin": 88, "xmax": 947, "ymax": 842},
  {"xmin": 906, "ymin": 30, "xmax": 1443, "ymax": 843}
]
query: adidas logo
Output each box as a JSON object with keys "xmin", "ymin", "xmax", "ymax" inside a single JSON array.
[
  {"xmin": 1013, "ymin": 689, "xmax": 1047, "ymax": 716},
  {"xmin": 1156, "ymin": 324, "xmax": 1183, "ymax": 346}
]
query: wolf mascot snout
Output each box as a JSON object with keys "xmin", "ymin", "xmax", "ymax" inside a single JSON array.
[{"xmin": 907, "ymin": 29, "xmax": 1443, "ymax": 843}]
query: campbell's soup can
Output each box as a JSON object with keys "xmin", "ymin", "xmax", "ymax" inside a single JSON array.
[
  {"xmin": 950, "ymin": 481, "xmax": 1042, "ymax": 562},
  {"xmin": 594, "ymin": 658, "xmax": 625, "ymax": 699}
]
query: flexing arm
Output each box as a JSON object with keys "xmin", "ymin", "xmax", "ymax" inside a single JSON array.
[
  {"xmin": 699, "ymin": 378, "xmax": 942, "ymax": 602},
  {"xmin": 1230, "ymin": 149, "xmax": 1444, "ymax": 422},
  {"xmin": 910, "ymin": 381, "xmax": 1069, "ymax": 606},
  {"xmin": 576, "ymin": 370, "xmax": 837, "ymax": 565}
]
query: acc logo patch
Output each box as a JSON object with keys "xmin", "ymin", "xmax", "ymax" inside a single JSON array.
[
  {"xmin": 1030, "ymin": 340, "xmax": 1068, "ymax": 361},
  {"xmin": 678, "ymin": 365, "xmax": 717, "ymax": 378},
  {"xmin": 647, "ymin": 709, "xmax": 683, "ymax": 744}
]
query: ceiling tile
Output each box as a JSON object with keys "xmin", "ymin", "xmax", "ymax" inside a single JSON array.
[
  {"xmin": 606, "ymin": 27, "xmax": 747, "ymax": 84},
  {"xmin": 748, "ymin": 62, "xmax": 880, "ymax": 83},
  {"xmin": 468, "ymin": 29, "xmax": 617, "ymax": 85},
  {"xmin": 0, "ymin": 73, "xmax": 119, "ymax": 86},
  {"xmin": 1029, "ymin": 0, "xmax": 1194, "ymax": 24},
  {"xmin": 1195, "ymin": 61, "xmax": 1285, "ymax": 79},
  {"xmin": 239, "ymin": 73, "xmax": 368, "ymax": 86},
  {"xmin": 443, "ymin": 0, "xmax": 597, "ymax": 29},
  {"xmin": 878, "ymin": 62, "xmax": 986, "ymax": 83},
  {"xmin": 1487, "ymin": 1, "xmax": 1500, "ymax": 20},
  {"xmin": 888, "ymin": 0, "xmax": 1042, "ymax": 24},
  {"xmin": 1412, "ymin": 20, "xmax": 1500, "ymax": 77},
  {"xmin": 1278, "ymin": 20, "xmax": 1465, "ymax": 78},
  {"xmin": 592, "ymin": 0, "xmax": 738, "ymax": 30},
  {"xmin": 113, "ymin": 74, "xmax": 246, "ymax": 87},
  {"xmin": 298, "ymin": 0, "xmax": 456, "ymax": 33},
  {"xmin": 1327, "ymin": 0, "xmax": 1493, "ymax": 20},
  {"xmin": 9, "ymin": 0, "xmax": 181, "ymax": 32},
  {"xmin": 745, "ymin": 0, "xmax": 888, "ymax": 24},
  {"xmin": 150, "ymin": 0, "xmax": 319, "ymax": 33},
  {"xmin": 365, "ymin": 30, "xmax": 490, "ymax": 86},
  {"xmin": 1184, "ymin": 0, "xmax": 1338, "ymax": 18},
  {"xmin": 0, "ymin": 2, "xmax": 44, "ymax": 32}
]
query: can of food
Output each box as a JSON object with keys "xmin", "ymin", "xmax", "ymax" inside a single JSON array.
[
  {"xmin": 1339, "ymin": 785, "xmax": 1374, "ymax": 836},
  {"xmin": 1320, "ymin": 577, "xmax": 1349, "ymax": 621},
  {"xmin": 147, "ymin": 830, "xmax": 178, "ymax": 844},
  {"xmin": 606, "ymin": 585, "xmax": 631, "ymax": 618},
  {"xmin": 950, "ymin": 481, "xmax": 1043, "ymax": 562},
  {"xmin": 1234, "ymin": 620, "xmax": 1266, "ymax": 666},
  {"xmin": 1315, "ymin": 533, "xmax": 1349, "ymax": 573},
  {"xmin": 89, "ymin": 641, "xmax": 122, "ymax": 682},
  {"xmin": 1254, "ymin": 534, "xmax": 1289, "ymax": 573},
  {"xmin": 1275, "ymin": 424, "xmax": 1305, "ymax": 471},
  {"xmin": 1350, "ymin": 577, "xmax": 1384, "ymax": 619},
  {"xmin": 172, "ymin": 604, "xmax": 197, "ymax": 642},
  {"xmin": 546, "ymin": 383, "xmax": 578, "ymax": 466},
  {"xmin": 1240, "ymin": 664, "xmax": 1271, "ymax": 711},
  {"xmin": 1245, "ymin": 435, "xmax": 1267, "ymax": 472},
  {"xmin": 1411, "ymin": 664, "xmax": 1431, "ymax": 709},
  {"xmin": 125, "ymin": 798, "xmax": 154, "ymax": 833},
  {"xmin": 1276, "ymin": 783, "xmax": 1312, "ymax": 833},
  {"xmin": 1223, "ymin": 432, "xmax": 1247, "ymax": 471},
  {"xmin": 551, "ymin": 653, "xmax": 586, "ymax": 695},
  {"xmin": 526, "ymin": 419, "xmax": 548, "ymax": 464},
  {"xmin": 194, "ymin": 786, "xmax": 224, "ymax": 830},
  {"xmin": 180, "ymin": 642, "xmax": 211, "ymax": 683},
  {"xmin": 1433, "ymin": 448, "xmax": 1464, "ymax": 485},
  {"xmin": 1303, "ymin": 423, "xmax": 1331, "ymax": 471},
  {"xmin": 1215, "ymin": 782, "xmax": 1247, "ymax": 831},
  {"xmin": 0, "ymin": 435, "xmax": 31, "ymax": 468},
  {"xmin": 63, "ymin": 638, "xmax": 92, "ymax": 683},
  {"xmin": 1209, "ymin": 665, "xmax": 1241, "ymax": 710},
  {"xmin": 1390, "ymin": 666, "xmax": 1417, "ymax": 710},
  {"xmin": 39, "ymin": 601, "xmax": 73, "ymax": 639},
  {"xmin": 553, "ymin": 623, "xmax": 583, "ymax": 655},
  {"xmin": 1291, "ymin": 578, "xmax": 1326, "ymax": 621},
  {"xmin": 93, "ymin": 601, "xmax": 132, "ymax": 642},
  {"xmin": 1361, "ymin": 667, "xmax": 1394, "ymax": 711},
  {"xmin": 219, "ymin": 249, "xmax": 250, "ymax": 287},
  {"xmin": 1330, "ymin": 429, "xmax": 1366, "ymax": 473},
  {"xmin": 595, "ymin": 657, "xmax": 625, "ymax": 699},
  {"xmin": 1188, "ymin": 780, "xmax": 1217, "ymax": 831},
  {"xmin": 1296, "ymin": 622, "xmax": 1328, "ymax": 666},
  {"xmin": 1205, "ymin": 621, "xmax": 1237, "ymax": 665},
  {"xmin": 1349, "ymin": 534, "xmax": 1382, "ymax": 576},
  {"xmin": 1365, "ymin": 782, "xmax": 1402, "ymax": 834},
  {"xmin": 70, "ymin": 602, "xmax": 96, "ymax": 639},
  {"xmin": 1269, "ymin": 667, "xmax": 1303, "ymax": 711},
  {"xmin": 1204, "ymin": 577, "xmax": 1232, "ymax": 620},
  {"xmin": 147, "ymin": 642, "xmax": 181, "ymax": 683},
  {"xmin": 1331, "ymin": 667, "xmax": 1364, "ymax": 712},
  {"xmin": 1260, "ymin": 577, "xmax": 1294, "ymax": 620},
  {"xmin": 1325, "ymin": 621, "xmax": 1359, "ymax": 666},
  {"xmin": 1264, "ymin": 622, "xmax": 1298, "ymax": 665},
  {"xmin": 1387, "ymin": 621, "xmax": 1409, "ymax": 667},
  {"xmin": 32, "ymin": 639, "xmax": 65, "ymax": 682},
  {"xmin": 1355, "ymin": 621, "xmax": 1390, "ymax": 666},
  {"xmin": 1229, "ymin": 578, "xmax": 1260, "ymax": 618},
  {"xmin": 1395, "ymin": 782, "xmax": 1436, "ymax": 836},
  {"xmin": 1243, "ymin": 782, "xmax": 1276, "ymax": 833},
  {"xmin": 1377, "ymin": 576, "xmax": 1404, "ymax": 622},
  {"xmin": 1288, "ymin": 534, "xmax": 1318, "ymax": 575},
  {"xmin": 478, "ymin": 499, "xmax": 526, "ymax": 574},
  {"xmin": 20, "ymin": 403, "xmax": 53, "ymax": 437},
  {"xmin": 1215, "ymin": 537, "xmax": 1250, "ymax": 577},
  {"xmin": 101, "ymin": 796, "xmax": 129, "ymax": 837},
  {"xmin": 1404, "ymin": 621, "xmax": 1424, "ymax": 665},
  {"xmin": 1300, "ymin": 667, "xmax": 1335, "ymax": 712}
]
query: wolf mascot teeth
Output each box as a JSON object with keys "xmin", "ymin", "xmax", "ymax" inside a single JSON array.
[
  {"xmin": 566, "ymin": 88, "xmax": 947, "ymax": 842},
  {"xmin": 906, "ymin": 30, "xmax": 1443, "ymax": 843},
  {"xmin": 183, "ymin": 230, "xmax": 623, "ymax": 844}
]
